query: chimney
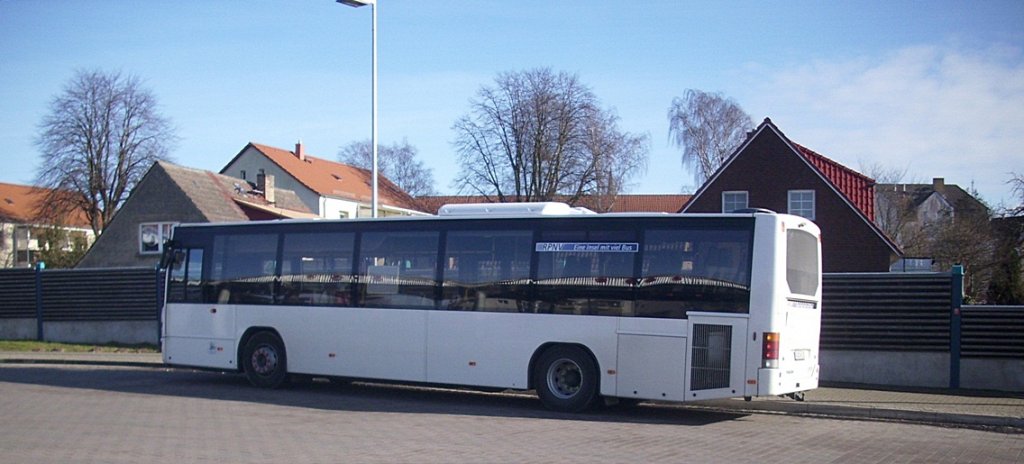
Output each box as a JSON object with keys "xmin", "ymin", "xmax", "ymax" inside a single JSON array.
[
  {"xmin": 932, "ymin": 177, "xmax": 945, "ymax": 192},
  {"xmin": 295, "ymin": 140, "xmax": 305, "ymax": 162},
  {"xmin": 258, "ymin": 173, "xmax": 275, "ymax": 204}
]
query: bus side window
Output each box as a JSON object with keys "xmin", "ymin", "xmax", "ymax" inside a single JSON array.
[
  {"xmin": 167, "ymin": 248, "xmax": 204, "ymax": 303},
  {"xmin": 184, "ymin": 249, "xmax": 204, "ymax": 303},
  {"xmin": 638, "ymin": 229, "xmax": 752, "ymax": 318},
  {"xmin": 279, "ymin": 232, "xmax": 355, "ymax": 306},
  {"xmin": 356, "ymin": 231, "xmax": 439, "ymax": 310},
  {"xmin": 441, "ymin": 230, "xmax": 532, "ymax": 312},
  {"xmin": 534, "ymin": 229, "xmax": 636, "ymax": 317},
  {"xmin": 209, "ymin": 234, "xmax": 278, "ymax": 305}
]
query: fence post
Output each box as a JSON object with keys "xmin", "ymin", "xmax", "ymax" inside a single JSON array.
[
  {"xmin": 949, "ymin": 265, "xmax": 964, "ymax": 389},
  {"xmin": 34, "ymin": 262, "xmax": 45, "ymax": 341}
]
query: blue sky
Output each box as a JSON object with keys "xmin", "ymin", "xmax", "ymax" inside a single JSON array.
[{"xmin": 2, "ymin": 0, "xmax": 1022, "ymax": 207}]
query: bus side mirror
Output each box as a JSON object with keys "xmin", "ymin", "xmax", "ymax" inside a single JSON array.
[{"xmin": 160, "ymin": 241, "xmax": 183, "ymax": 269}]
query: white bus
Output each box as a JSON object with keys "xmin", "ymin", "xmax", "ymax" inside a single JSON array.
[{"xmin": 160, "ymin": 203, "xmax": 821, "ymax": 412}]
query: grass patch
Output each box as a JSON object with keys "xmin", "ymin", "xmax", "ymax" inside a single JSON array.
[{"xmin": 0, "ymin": 340, "xmax": 158, "ymax": 353}]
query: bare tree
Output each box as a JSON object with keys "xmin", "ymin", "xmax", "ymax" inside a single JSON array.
[
  {"xmin": 452, "ymin": 68, "xmax": 648, "ymax": 206},
  {"xmin": 582, "ymin": 110, "xmax": 648, "ymax": 211},
  {"xmin": 862, "ymin": 161, "xmax": 919, "ymax": 247},
  {"xmin": 338, "ymin": 139, "xmax": 436, "ymax": 197},
  {"xmin": 34, "ymin": 70, "xmax": 176, "ymax": 234},
  {"xmin": 668, "ymin": 89, "xmax": 753, "ymax": 185},
  {"xmin": 1010, "ymin": 172, "xmax": 1024, "ymax": 215},
  {"xmin": 912, "ymin": 207, "xmax": 996, "ymax": 302}
]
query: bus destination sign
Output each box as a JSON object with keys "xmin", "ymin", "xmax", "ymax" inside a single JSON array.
[{"xmin": 534, "ymin": 242, "xmax": 640, "ymax": 253}]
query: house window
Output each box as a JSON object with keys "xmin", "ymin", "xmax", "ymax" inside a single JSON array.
[
  {"xmin": 139, "ymin": 222, "xmax": 176, "ymax": 254},
  {"xmin": 722, "ymin": 191, "xmax": 748, "ymax": 213},
  {"xmin": 788, "ymin": 190, "xmax": 815, "ymax": 220}
]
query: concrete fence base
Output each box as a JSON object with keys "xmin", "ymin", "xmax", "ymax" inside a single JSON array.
[
  {"xmin": 0, "ymin": 320, "xmax": 158, "ymax": 346},
  {"xmin": 822, "ymin": 349, "xmax": 1022, "ymax": 393},
  {"xmin": 43, "ymin": 321, "xmax": 158, "ymax": 345},
  {"xmin": 960, "ymin": 358, "xmax": 1024, "ymax": 392},
  {"xmin": 821, "ymin": 350, "xmax": 951, "ymax": 389},
  {"xmin": 0, "ymin": 319, "xmax": 38, "ymax": 341}
]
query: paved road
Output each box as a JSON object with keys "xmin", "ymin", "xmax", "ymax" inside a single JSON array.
[{"xmin": 1, "ymin": 364, "xmax": 1022, "ymax": 463}]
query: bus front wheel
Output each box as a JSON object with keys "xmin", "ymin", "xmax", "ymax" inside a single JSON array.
[
  {"xmin": 241, "ymin": 331, "xmax": 288, "ymax": 389},
  {"xmin": 534, "ymin": 345, "xmax": 598, "ymax": 413}
]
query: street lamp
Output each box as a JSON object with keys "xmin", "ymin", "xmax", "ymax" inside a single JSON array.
[{"xmin": 337, "ymin": 0, "xmax": 378, "ymax": 218}]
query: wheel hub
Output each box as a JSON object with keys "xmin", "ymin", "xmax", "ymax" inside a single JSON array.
[
  {"xmin": 547, "ymin": 358, "xmax": 582, "ymax": 399},
  {"xmin": 251, "ymin": 345, "xmax": 278, "ymax": 375}
]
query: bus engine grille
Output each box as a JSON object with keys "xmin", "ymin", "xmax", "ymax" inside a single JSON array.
[{"xmin": 690, "ymin": 324, "xmax": 732, "ymax": 391}]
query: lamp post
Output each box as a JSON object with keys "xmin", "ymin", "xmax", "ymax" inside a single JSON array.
[{"xmin": 337, "ymin": 0, "xmax": 378, "ymax": 218}]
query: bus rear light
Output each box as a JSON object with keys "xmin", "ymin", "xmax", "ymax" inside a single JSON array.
[{"xmin": 762, "ymin": 332, "xmax": 780, "ymax": 368}]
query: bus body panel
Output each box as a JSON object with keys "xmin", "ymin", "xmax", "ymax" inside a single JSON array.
[
  {"xmin": 614, "ymin": 318, "xmax": 688, "ymax": 401},
  {"xmin": 685, "ymin": 313, "xmax": 750, "ymax": 401},
  {"xmin": 748, "ymin": 215, "xmax": 822, "ymax": 397},
  {"xmin": 425, "ymin": 311, "xmax": 620, "ymax": 392},
  {"xmin": 248, "ymin": 305, "xmax": 429, "ymax": 382},
  {"xmin": 163, "ymin": 302, "xmax": 235, "ymax": 369}
]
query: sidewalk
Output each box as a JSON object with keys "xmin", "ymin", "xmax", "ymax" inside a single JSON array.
[
  {"xmin": 694, "ymin": 385, "xmax": 1024, "ymax": 430},
  {"xmin": 2, "ymin": 351, "xmax": 1021, "ymax": 430},
  {"xmin": 0, "ymin": 350, "xmax": 163, "ymax": 368}
]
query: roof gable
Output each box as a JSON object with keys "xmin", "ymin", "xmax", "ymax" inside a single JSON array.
[
  {"xmin": 792, "ymin": 143, "xmax": 875, "ymax": 220},
  {"xmin": 228, "ymin": 142, "xmax": 419, "ymax": 211},
  {"xmin": 682, "ymin": 118, "xmax": 899, "ymax": 257}
]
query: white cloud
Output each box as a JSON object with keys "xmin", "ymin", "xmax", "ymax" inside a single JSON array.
[{"xmin": 741, "ymin": 44, "xmax": 1024, "ymax": 206}]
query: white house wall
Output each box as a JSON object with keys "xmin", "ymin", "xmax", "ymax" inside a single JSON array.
[
  {"xmin": 222, "ymin": 148, "xmax": 325, "ymax": 216},
  {"xmin": 916, "ymin": 192, "xmax": 953, "ymax": 224},
  {"xmin": 0, "ymin": 223, "xmax": 14, "ymax": 267},
  {"xmin": 321, "ymin": 196, "xmax": 360, "ymax": 219}
]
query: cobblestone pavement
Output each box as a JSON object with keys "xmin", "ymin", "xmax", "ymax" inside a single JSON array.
[
  {"xmin": 1, "ymin": 364, "xmax": 1022, "ymax": 463},
  {"xmin": 2, "ymin": 351, "xmax": 1022, "ymax": 429}
]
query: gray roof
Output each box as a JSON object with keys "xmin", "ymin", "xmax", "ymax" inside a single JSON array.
[
  {"xmin": 158, "ymin": 162, "xmax": 313, "ymax": 220},
  {"xmin": 876, "ymin": 182, "xmax": 988, "ymax": 215}
]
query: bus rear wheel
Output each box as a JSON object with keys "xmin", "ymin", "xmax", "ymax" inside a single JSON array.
[
  {"xmin": 534, "ymin": 345, "xmax": 598, "ymax": 413},
  {"xmin": 241, "ymin": 331, "xmax": 288, "ymax": 389}
]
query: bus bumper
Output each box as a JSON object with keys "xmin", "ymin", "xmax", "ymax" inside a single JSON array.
[{"xmin": 757, "ymin": 363, "xmax": 819, "ymax": 396}]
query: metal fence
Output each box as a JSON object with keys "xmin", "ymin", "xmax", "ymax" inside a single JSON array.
[
  {"xmin": 0, "ymin": 265, "xmax": 1020, "ymax": 360},
  {"xmin": 38, "ymin": 268, "xmax": 162, "ymax": 321},
  {"xmin": 0, "ymin": 267, "xmax": 162, "ymax": 342},
  {"xmin": 961, "ymin": 306, "xmax": 1024, "ymax": 359},
  {"xmin": 821, "ymin": 272, "xmax": 953, "ymax": 351},
  {"xmin": 0, "ymin": 268, "xmax": 36, "ymax": 319}
]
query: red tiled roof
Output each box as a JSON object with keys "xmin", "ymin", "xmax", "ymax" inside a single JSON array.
[
  {"xmin": 577, "ymin": 194, "xmax": 691, "ymax": 213},
  {"xmin": 247, "ymin": 143, "xmax": 420, "ymax": 211},
  {"xmin": 415, "ymin": 194, "xmax": 691, "ymax": 214},
  {"xmin": 793, "ymin": 143, "xmax": 875, "ymax": 220},
  {"xmin": 0, "ymin": 182, "xmax": 91, "ymax": 228}
]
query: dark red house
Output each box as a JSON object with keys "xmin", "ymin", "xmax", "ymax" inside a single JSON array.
[{"xmin": 682, "ymin": 118, "xmax": 901, "ymax": 272}]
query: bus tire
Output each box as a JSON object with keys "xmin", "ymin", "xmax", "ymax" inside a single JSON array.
[
  {"xmin": 241, "ymin": 331, "xmax": 288, "ymax": 389},
  {"xmin": 534, "ymin": 345, "xmax": 598, "ymax": 413}
]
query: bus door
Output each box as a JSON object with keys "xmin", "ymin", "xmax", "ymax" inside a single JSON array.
[{"xmin": 163, "ymin": 245, "xmax": 237, "ymax": 370}]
